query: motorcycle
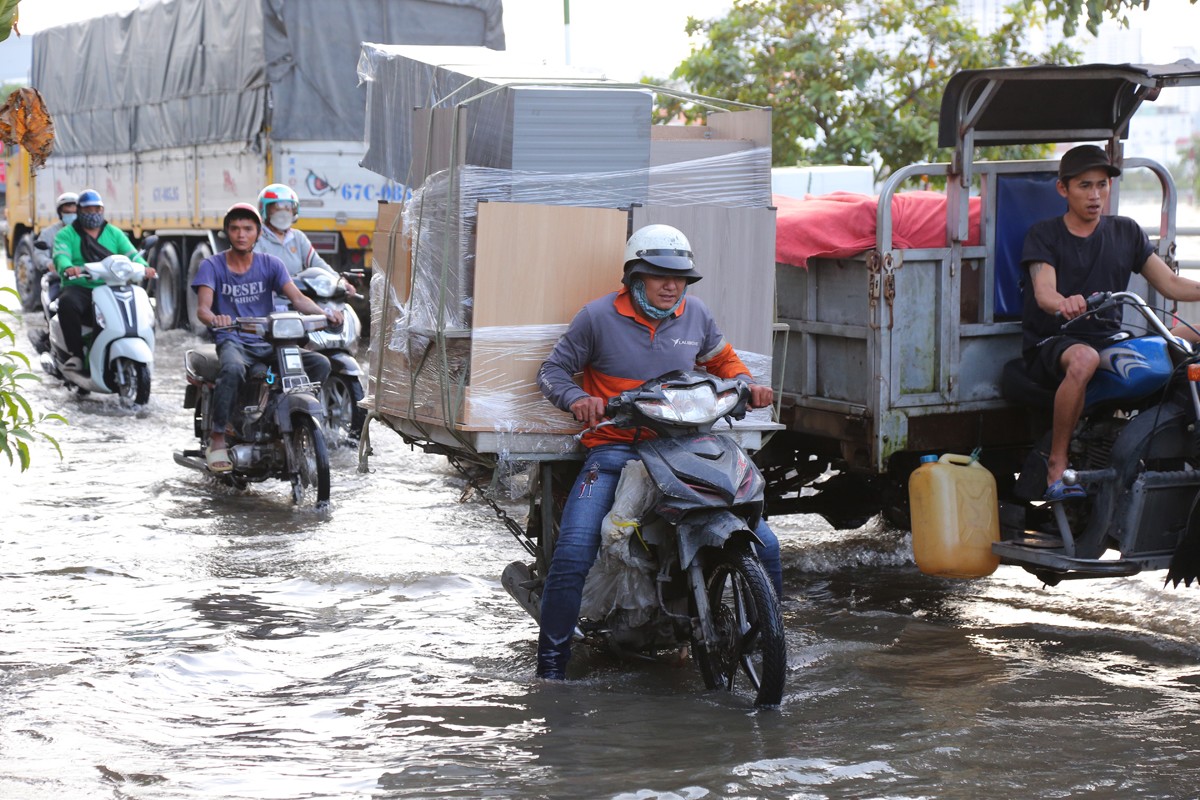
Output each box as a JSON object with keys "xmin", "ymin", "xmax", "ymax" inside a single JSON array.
[
  {"xmin": 172, "ymin": 311, "xmax": 332, "ymax": 507},
  {"xmin": 501, "ymin": 370, "xmax": 787, "ymax": 706},
  {"xmin": 29, "ymin": 236, "xmax": 158, "ymax": 406},
  {"xmin": 288, "ymin": 267, "xmax": 365, "ymax": 446},
  {"xmin": 997, "ymin": 290, "xmax": 1200, "ymax": 587}
]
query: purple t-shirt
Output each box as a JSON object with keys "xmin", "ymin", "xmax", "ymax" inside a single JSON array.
[{"xmin": 192, "ymin": 251, "xmax": 293, "ymax": 344}]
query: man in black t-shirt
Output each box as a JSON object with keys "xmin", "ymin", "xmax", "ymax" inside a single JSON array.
[{"xmin": 1021, "ymin": 144, "xmax": 1200, "ymax": 501}]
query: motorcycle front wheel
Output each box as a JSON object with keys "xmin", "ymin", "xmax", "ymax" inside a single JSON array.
[
  {"xmin": 694, "ymin": 545, "xmax": 787, "ymax": 707},
  {"xmin": 114, "ymin": 357, "xmax": 152, "ymax": 406},
  {"xmin": 289, "ymin": 413, "xmax": 331, "ymax": 506}
]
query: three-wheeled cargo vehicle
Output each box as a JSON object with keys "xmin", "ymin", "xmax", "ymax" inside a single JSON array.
[{"xmin": 760, "ymin": 60, "xmax": 1200, "ymax": 586}]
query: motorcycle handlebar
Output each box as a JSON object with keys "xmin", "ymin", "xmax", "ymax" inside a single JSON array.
[{"xmin": 1057, "ymin": 291, "xmax": 1113, "ymax": 326}]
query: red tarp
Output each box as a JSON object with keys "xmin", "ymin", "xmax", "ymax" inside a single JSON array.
[{"xmin": 775, "ymin": 191, "xmax": 982, "ymax": 268}]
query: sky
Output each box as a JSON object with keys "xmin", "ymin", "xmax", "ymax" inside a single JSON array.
[
  {"xmin": 8, "ymin": 0, "xmax": 736, "ymax": 82},
  {"xmin": 6, "ymin": 0, "xmax": 1200, "ymax": 83}
]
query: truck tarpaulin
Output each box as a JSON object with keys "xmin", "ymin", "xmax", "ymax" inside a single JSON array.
[{"xmin": 31, "ymin": 0, "xmax": 505, "ymax": 156}]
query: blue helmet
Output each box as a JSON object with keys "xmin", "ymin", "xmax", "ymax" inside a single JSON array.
[{"xmin": 77, "ymin": 189, "xmax": 104, "ymax": 208}]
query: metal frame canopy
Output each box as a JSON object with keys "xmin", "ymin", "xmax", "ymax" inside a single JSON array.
[{"xmin": 937, "ymin": 60, "xmax": 1200, "ymax": 184}]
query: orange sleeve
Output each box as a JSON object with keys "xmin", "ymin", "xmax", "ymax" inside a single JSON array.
[{"xmin": 699, "ymin": 342, "xmax": 751, "ymax": 380}]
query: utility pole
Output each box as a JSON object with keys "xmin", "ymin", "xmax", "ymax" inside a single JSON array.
[{"xmin": 563, "ymin": 0, "xmax": 571, "ymax": 65}]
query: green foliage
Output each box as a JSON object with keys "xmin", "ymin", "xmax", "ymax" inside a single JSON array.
[
  {"xmin": 651, "ymin": 0, "xmax": 1079, "ymax": 181},
  {"xmin": 0, "ymin": 286, "xmax": 65, "ymax": 471},
  {"xmin": 1032, "ymin": 0, "xmax": 1197, "ymax": 37},
  {"xmin": 0, "ymin": 0, "xmax": 20, "ymax": 43}
]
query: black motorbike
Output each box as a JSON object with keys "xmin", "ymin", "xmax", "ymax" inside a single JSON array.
[
  {"xmin": 998, "ymin": 291, "xmax": 1200, "ymax": 587},
  {"xmin": 502, "ymin": 370, "xmax": 787, "ymax": 707},
  {"xmin": 172, "ymin": 311, "xmax": 332, "ymax": 506}
]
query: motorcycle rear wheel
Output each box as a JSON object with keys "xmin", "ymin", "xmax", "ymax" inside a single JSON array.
[
  {"xmin": 114, "ymin": 357, "xmax": 152, "ymax": 406},
  {"xmin": 694, "ymin": 546, "xmax": 787, "ymax": 707},
  {"xmin": 289, "ymin": 414, "xmax": 331, "ymax": 506}
]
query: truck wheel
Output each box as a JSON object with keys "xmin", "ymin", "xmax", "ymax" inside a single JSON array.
[
  {"xmin": 153, "ymin": 241, "xmax": 183, "ymax": 330},
  {"xmin": 12, "ymin": 234, "xmax": 41, "ymax": 312},
  {"xmin": 185, "ymin": 243, "xmax": 212, "ymax": 336}
]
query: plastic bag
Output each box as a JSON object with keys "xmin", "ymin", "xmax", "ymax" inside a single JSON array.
[{"xmin": 579, "ymin": 460, "xmax": 661, "ymax": 625}]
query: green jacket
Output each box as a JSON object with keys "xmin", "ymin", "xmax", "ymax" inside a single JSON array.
[{"xmin": 52, "ymin": 223, "xmax": 147, "ymax": 289}]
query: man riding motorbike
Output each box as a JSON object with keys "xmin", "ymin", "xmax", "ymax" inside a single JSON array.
[
  {"xmin": 533, "ymin": 223, "xmax": 783, "ymax": 681},
  {"xmin": 34, "ymin": 192, "xmax": 78, "ymax": 294},
  {"xmin": 52, "ymin": 189, "xmax": 155, "ymax": 372},
  {"xmin": 1020, "ymin": 145, "xmax": 1200, "ymax": 501},
  {"xmin": 191, "ymin": 203, "xmax": 342, "ymax": 473},
  {"xmin": 253, "ymin": 182, "xmax": 357, "ymax": 298}
]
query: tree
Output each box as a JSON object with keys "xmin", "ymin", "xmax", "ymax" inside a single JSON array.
[
  {"xmin": 651, "ymin": 0, "xmax": 1079, "ymax": 181},
  {"xmin": 0, "ymin": 288, "xmax": 64, "ymax": 470},
  {"xmin": 1037, "ymin": 0, "xmax": 1197, "ymax": 36},
  {"xmin": 0, "ymin": 0, "xmax": 18, "ymax": 42}
]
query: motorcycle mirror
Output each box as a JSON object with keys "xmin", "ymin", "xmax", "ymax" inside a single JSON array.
[{"xmin": 141, "ymin": 234, "xmax": 160, "ymax": 250}]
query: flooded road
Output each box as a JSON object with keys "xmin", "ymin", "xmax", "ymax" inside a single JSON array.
[{"xmin": 4, "ymin": 266, "xmax": 1200, "ymax": 799}]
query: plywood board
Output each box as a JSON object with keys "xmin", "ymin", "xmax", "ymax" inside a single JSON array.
[
  {"xmin": 650, "ymin": 124, "xmax": 713, "ymax": 141},
  {"xmin": 465, "ymin": 202, "xmax": 629, "ymax": 430},
  {"xmin": 372, "ymin": 200, "xmax": 411, "ymax": 302},
  {"xmin": 707, "ymin": 108, "xmax": 772, "ymax": 148},
  {"xmin": 632, "ymin": 205, "xmax": 776, "ymax": 359},
  {"xmin": 410, "ymin": 107, "xmax": 469, "ymax": 189},
  {"xmin": 471, "ymin": 202, "xmax": 629, "ymax": 328}
]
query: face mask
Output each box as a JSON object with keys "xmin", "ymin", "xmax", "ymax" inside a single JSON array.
[
  {"xmin": 269, "ymin": 209, "xmax": 293, "ymax": 231},
  {"xmin": 79, "ymin": 211, "xmax": 105, "ymax": 229},
  {"xmin": 631, "ymin": 277, "xmax": 685, "ymax": 320},
  {"xmin": 61, "ymin": 213, "xmax": 77, "ymax": 226}
]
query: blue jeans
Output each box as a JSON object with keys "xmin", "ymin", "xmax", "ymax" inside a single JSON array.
[
  {"xmin": 211, "ymin": 339, "xmax": 330, "ymax": 433},
  {"xmin": 536, "ymin": 443, "xmax": 783, "ymax": 678}
]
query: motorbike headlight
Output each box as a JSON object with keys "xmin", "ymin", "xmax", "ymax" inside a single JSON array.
[
  {"xmin": 270, "ymin": 316, "xmax": 305, "ymax": 340},
  {"xmin": 635, "ymin": 383, "xmax": 737, "ymax": 424},
  {"xmin": 109, "ymin": 259, "xmax": 134, "ymax": 282},
  {"xmin": 304, "ymin": 272, "xmax": 337, "ymax": 297}
]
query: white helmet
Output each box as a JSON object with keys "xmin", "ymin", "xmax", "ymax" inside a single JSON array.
[
  {"xmin": 55, "ymin": 192, "xmax": 79, "ymax": 216},
  {"xmin": 622, "ymin": 224, "xmax": 701, "ymax": 285}
]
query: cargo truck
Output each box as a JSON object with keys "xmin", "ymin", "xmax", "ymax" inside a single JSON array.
[{"xmin": 5, "ymin": 0, "xmax": 504, "ymax": 328}]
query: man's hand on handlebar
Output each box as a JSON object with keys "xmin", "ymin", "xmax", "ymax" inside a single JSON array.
[
  {"xmin": 1056, "ymin": 293, "xmax": 1089, "ymax": 321},
  {"xmin": 748, "ymin": 384, "xmax": 773, "ymax": 409},
  {"xmin": 65, "ymin": 266, "xmax": 83, "ymax": 278},
  {"xmin": 324, "ymin": 308, "xmax": 344, "ymax": 326},
  {"xmin": 210, "ymin": 314, "xmax": 234, "ymax": 329},
  {"xmin": 570, "ymin": 396, "xmax": 607, "ymax": 428}
]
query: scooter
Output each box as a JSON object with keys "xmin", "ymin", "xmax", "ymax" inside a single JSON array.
[
  {"xmin": 997, "ymin": 291, "xmax": 1200, "ymax": 586},
  {"xmin": 30, "ymin": 236, "xmax": 158, "ymax": 406},
  {"xmin": 289, "ymin": 267, "xmax": 365, "ymax": 446},
  {"xmin": 501, "ymin": 370, "xmax": 787, "ymax": 706},
  {"xmin": 172, "ymin": 311, "xmax": 333, "ymax": 507}
]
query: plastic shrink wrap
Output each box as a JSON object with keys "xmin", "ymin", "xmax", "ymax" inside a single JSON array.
[{"xmin": 358, "ymin": 45, "xmax": 779, "ymax": 472}]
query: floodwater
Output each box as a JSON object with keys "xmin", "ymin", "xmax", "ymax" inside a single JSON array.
[{"xmin": 4, "ymin": 266, "xmax": 1200, "ymax": 800}]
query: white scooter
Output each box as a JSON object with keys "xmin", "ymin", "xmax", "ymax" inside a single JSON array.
[
  {"xmin": 288, "ymin": 266, "xmax": 365, "ymax": 445},
  {"xmin": 31, "ymin": 236, "xmax": 158, "ymax": 406}
]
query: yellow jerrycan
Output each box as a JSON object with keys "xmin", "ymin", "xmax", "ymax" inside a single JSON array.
[{"xmin": 908, "ymin": 454, "xmax": 1000, "ymax": 578}]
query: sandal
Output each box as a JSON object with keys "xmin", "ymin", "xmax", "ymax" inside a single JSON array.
[
  {"xmin": 205, "ymin": 447, "xmax": 233, "ymax": 473},
  {"xmin": 1044, "ymin": 478, "xmax": 1086, "ymax": 502}
]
